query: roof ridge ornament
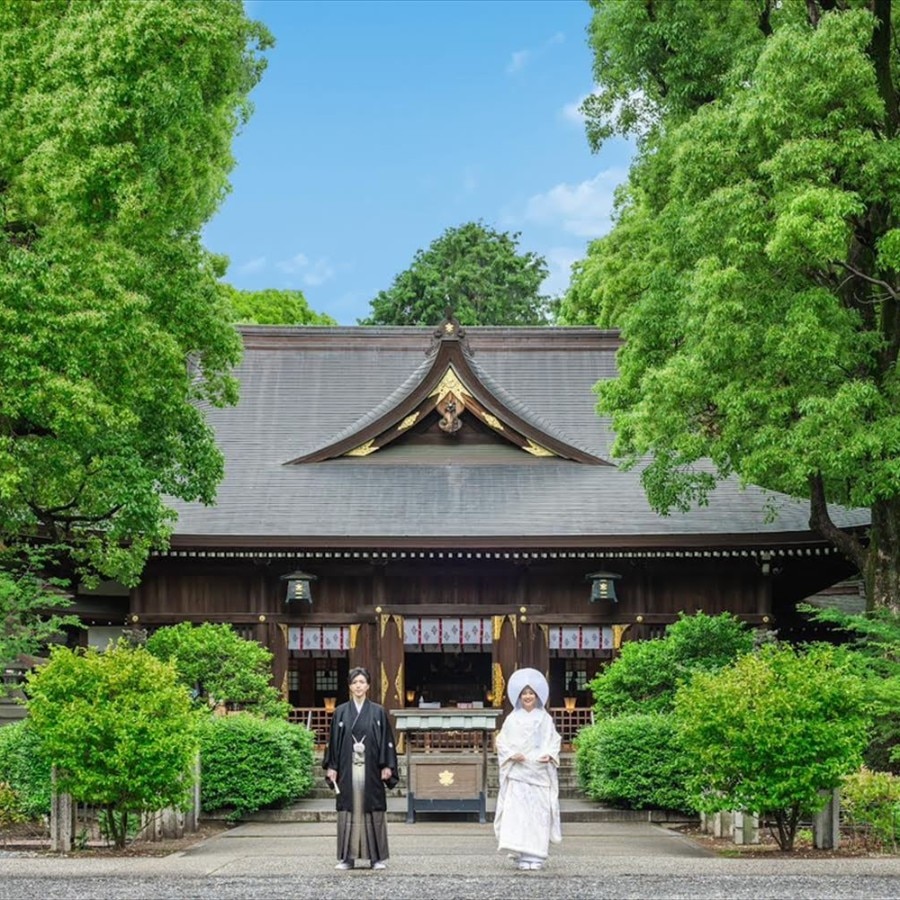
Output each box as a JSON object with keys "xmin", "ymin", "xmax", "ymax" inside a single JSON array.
[{"xmin": 428, "ymin": 305, "xmax": 472, "ymax": 357}]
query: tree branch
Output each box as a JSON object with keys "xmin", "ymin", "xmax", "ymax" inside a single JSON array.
[
  {"xmin": 830, "ymin": 259, "xmax": 900, "ymax": 302},
  {"xmin": 808, "ymin": 473, "xmax": 866, "ymax": 571}
]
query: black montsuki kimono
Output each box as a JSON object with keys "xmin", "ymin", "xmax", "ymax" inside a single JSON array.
[{"xmin": 322, "ymin": 699, "xmax": 399, "ymax": 813}]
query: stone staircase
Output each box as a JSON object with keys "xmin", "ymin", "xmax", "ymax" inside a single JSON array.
[
  {"xmin": 244, "ymin": 753, "xmax": 694, "ymax": 825},
  {"xmin": 302, "ymin": 752, "xmax": 581, "ymax": 800}
]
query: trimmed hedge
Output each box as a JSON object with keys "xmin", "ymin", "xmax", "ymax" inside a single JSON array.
[
  {"xmin": 575, "ymin": 712, "xmax": 696, "ymax": 813},
  {"xmin": 199, "ymin": 714, "xmax": 315, "ymax": 821},
  {"xmin": 0, "ymin": 720, "xmax": 52, "ymax": 819}
]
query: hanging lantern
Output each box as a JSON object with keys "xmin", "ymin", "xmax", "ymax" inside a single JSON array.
[{"xmin": 586, "ymin": 570, "xmax": 621, "ymax": 603}]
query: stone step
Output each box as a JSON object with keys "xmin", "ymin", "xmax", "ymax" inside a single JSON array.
[
  {"xmin": 237, "ymin": 796, "xmax": 695, "ymax": 826},
  {"xmin": 310, "ymin": 755, "xmax": 583, "ymax": 801}
]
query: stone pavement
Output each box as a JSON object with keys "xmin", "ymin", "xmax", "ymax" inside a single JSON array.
[{"xmin": 2, "ymin": 819, "xmax": 900, "ymax": 899}]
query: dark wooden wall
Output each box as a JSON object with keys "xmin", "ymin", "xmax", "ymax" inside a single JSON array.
[{"xmin": 127, "ymin": 552, "xmax": 801, "ymax": 709}]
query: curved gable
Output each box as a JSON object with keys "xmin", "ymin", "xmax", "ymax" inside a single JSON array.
[{"xmin": 287, "ymin": 315, "xmax": 611, "ymax": 466}]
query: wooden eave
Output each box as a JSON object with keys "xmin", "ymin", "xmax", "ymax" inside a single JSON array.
[
  {"xmin": 164, "ymin": 528, "xmax": 864, "ymax": 556},
  {"xmin": 286, "ymin": 321, "xmax": 610, "ymax": 466}
]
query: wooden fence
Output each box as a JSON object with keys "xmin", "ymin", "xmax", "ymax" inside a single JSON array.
[{"xmin": 290, "ymin": 706, "xmax": 594, "ymax": 751}]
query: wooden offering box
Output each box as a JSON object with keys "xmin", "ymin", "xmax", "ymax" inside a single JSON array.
[{"xmin": 392, "ymin": 708, "xmax": 503, "ymax": 823}]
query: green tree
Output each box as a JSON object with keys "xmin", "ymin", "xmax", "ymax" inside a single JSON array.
[
  {"xmin": 224, "ymin": 285, "xmax": 337, "ymax": 325},
  {"xmin": 0, "ymin": 545, "xmax": 80, "ymax": 673},
  {"xmin": 589, "ymin": 612, "xmax": 754, "ymax": 716},
  {"xmin": 145, "ymin": 622, "xmax": 289, "ymax": 719},
  {"xmin": 361, "ymin": 221, "xmax": 550, "ymax": 326},
  {"xmin": 25, "ymin": 642, "xmax": 198, "ymax": 848},
  {"xmin": 675, "ymin": 643, "xmax": 871, "ymax": 851},
  {"xmin": 800, "ymin": 603, "xmax": 900, "ymax": 772},
  {"xmin": 563, "ymin": 0, "xmax": 900, "ymax": 610},
  {"xmin": 0, "ymin": 1, "xmax": 272, "ymax": 587}
]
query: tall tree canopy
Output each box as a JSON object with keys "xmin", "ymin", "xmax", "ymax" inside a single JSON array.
[
  {"xmin": 224, "ymin": 286, "xmax": 337, "ymax": 325},
  {"xmin": 361, "ymin": 221, "xmax": 550, "ymax": 326},
  {"xmin": 0, "ymin": 1, "xmax": 271, "ymax": 586},
  {"xmin": 561, "ymin": 0, "xmax": 900, "ymax": 609}
]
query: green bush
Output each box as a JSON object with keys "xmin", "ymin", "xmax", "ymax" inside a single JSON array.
[
  {"xmin": 0, "ymin": 720, "xmax": 51, "ymax": 819},
  {"xmin": 199, "ymin": 714, "xmax": 315, "ymax": 821},
  {"xmin": 0, "ymin": 781, "xmax": 26, "ymax": 828},
  {"xmin": 675, "ymin": 643, "xmax": 870, "ymax": 851},
  {"xmin": 842, "ymin": 767, "xmax": 900, "ymax": 852},
  {"xmin": 573, "ymin": 720, "xmax": 603, "ymax": 795},
  {"xmin": 589, "ymin": 612, "xmax": 754, "ymax": 718},
  {"xmin": 574, "ymin": 713, "xmax": 696, "ymax": 813}
]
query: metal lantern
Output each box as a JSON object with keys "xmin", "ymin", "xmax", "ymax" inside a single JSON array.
[
  {"xmin": 587, "ymin": 570, "xmax": 621, "ymax": 603},
  {"xmin": 282, "ymin": 570, "xmax": 317, "ymax": 605}
]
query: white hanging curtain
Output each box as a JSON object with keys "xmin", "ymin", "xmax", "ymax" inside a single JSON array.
[
  {"xmin": 548, "ymin": 625, "xmax": 613, "ymax": 651},
  {"xmin": 287, "ymin": 625, "xmax": 350, "ymax": 651},
  {"xmin": 403, "ymin": 617, "xmax": 492, "ymax": 647}
]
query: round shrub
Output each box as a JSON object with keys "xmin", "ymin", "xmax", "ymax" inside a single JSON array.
[
  {"xmin": 573, "ymin": 719, "xmax": 604, "ymax": 794},
  {"xmin": 199, "ymin": 714, "xmax": 315, "ymax": 820},
  {"xmin": 576, "ymin": 712, "xmax": 696, "ymax": 813}
]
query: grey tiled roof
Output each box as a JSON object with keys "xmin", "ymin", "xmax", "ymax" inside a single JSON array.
[{"xmin": 170, "ymin": 326, "xmax": 869, "ymax": 548}]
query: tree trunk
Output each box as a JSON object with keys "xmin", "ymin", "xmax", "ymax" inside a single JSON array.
[{"xmin": 864, "ymin": 497, "xmax": 900, "ymax": 613}]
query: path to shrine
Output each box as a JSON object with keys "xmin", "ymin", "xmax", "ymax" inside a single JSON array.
[{"xmin": 1, "ymin": 820, "xmax": 899, "ymax": 899}]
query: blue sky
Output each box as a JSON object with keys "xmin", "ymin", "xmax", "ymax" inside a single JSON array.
[{"xmin": 203, "ymin": 0, "xmax": 634, "ymax": 325}]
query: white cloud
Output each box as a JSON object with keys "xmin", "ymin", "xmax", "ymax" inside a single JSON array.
[
  {"xmin": 276, "ymin": 252, "xmax": 335, "ymax": 287},
  {"xmin": 506, "ymin": 50, "xmax": 530, "ymax": 75},
  {"xmin": 236, "ymin": 256, "xmax": 267, "ymax": 274},
  {"xmin": 542, "ymin": 246, "xmax": 583, "ymax": 298},
  {"xmin": 301, "ymin": 259, "xmax": 335, "ymax": 287},
  {"xmin": 506, "ymin": 32, "xmax": 566, "ymax": 75},
  {"xmin": 277, "ymin": 253, "xmax": 310, "ymax": 275},
  {"xmin": 524, "ymin": 170, "xmax": 626, "ymax": 239},
  {"xmin": 563, "ymin": 93, "xmax": 592, "ymax": 125}
]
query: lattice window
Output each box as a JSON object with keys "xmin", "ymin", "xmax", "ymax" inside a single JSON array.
[
  {"xmin": 564, "ymin": 662, "xmax": 589, "ymax": 693},
  {"xmin": 315, "ymin": 660, "xmax": 338, "ymax": 693}
]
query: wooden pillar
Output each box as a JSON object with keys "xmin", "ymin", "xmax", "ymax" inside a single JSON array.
[
  {"xmin": 519, "ymin": 621, "xmax": 549, "ymax": 675},
  {"xmin": 349, "ymin": 622, "xmax": 377, "ymax": 684},
  {"xmin": 491, "ymin": 614, "xmax": 518, "ymax": 711},
  {"xmin": 271, "ymin": 622, "xmax": 289, "ymax": 700},
  {"xmin": 757, "ymin": 555, "xmax": 774, "ymax": 617},
  {"xmin": 378, "ymin": 613, "xmax": 404, "ymax": 710}
]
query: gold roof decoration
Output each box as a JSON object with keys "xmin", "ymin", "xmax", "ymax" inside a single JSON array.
[
  {"xmin": 523, "ymin": 440, "xmax": 556, "ymax": 458},
  {"xmin": 345, "ymin": 440, "xmax": 378, "ymax": 457},
  {"xmin": 429, "ymin": 366, "xmax": 471, "ymax": 405},
  {"xmin": 397, "ymin": 412, "xmax": 420, "ymax": 432}
]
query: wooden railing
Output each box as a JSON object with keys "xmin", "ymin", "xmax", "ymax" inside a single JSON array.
[
  {"xmin": 290, "ymin": 705, "xmax": 595, "ymax": 751},
  {"xmin": 549, "ymin": 706, "xmax": 595, "ymax": 749},
  {"xmin": 288, "ymin": 707, "xmax": 334, "ymax": 746}
]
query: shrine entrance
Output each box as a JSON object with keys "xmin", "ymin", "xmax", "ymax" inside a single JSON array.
[
  {"xmin": 405, "ymin": 649, "xmax": 491, "ymax": 707},
  {"xmin": 402, "ymin": 615, "xmax": 493, "ymax": 707}
]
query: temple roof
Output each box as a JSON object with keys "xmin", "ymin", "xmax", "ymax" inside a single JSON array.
[{"xmin": 166, "ymin": 323, "xmax": 869, "ymax": 554}]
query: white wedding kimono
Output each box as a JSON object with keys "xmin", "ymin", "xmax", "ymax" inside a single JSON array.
[{"xmin": 494, "ymin": 706, "xmax": 562, "ymax": 863}]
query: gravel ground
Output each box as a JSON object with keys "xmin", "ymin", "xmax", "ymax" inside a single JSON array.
[
  {"xmin": 1, "ymin": 872, "xmax": 899, "ymax": 900},
  {"xmin": 1, "ymin": 819, "xmax": 899, "ymax": 899}
]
